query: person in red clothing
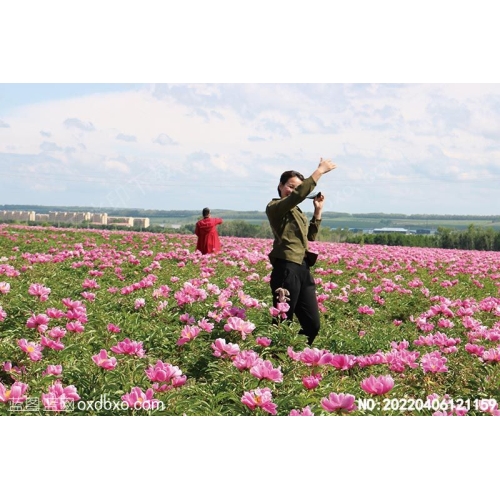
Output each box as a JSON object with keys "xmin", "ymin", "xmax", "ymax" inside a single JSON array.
[{"xmin": 195, "ymin": 207, "xmax": 223, "ymax": 254}]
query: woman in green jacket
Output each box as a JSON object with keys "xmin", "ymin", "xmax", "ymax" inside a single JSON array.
[{"xmin": 266, "ymin": 158, "xmax": 337, "ymax": 345}]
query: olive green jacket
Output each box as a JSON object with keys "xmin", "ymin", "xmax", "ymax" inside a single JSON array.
[{"xmin": 266, "ymin": 176, "xmax": 321, "ymax": 265}]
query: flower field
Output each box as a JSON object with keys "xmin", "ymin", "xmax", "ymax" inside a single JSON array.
[{"xmin": 1, "ymin": 224, "xmax": 499, "ymax": 416}]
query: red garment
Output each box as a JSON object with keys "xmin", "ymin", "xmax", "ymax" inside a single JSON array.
[{"xmin": 195, "ymin": 217, "xmax": 223, "ymax": 254}]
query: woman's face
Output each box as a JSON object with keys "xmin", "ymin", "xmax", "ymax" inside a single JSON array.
[{"xmin": 279, "ymin": 176, "xmax": 302, "ymax": 198}]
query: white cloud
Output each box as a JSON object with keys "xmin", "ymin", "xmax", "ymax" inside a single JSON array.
[
  {"xmin": 64, "ymin": 118, "xmax": 95, "ymax": 132},
  {"xmin": 104, "ymin": 159, "xmax": 130, "ymax": 173},
  {"xmin": 116, "ymin": 133, "xmax": 136, "ymax": 142},
  {"xmin": 2, "ymin": 83, "xmax": 500, "ymax": 214},
  {"xmin": 40, "ymin": 141, "xmax": 63, "ymax": 152},
  {"xmin": 153, "ymin": 133, "xmax": 177, "ymax": 146}
]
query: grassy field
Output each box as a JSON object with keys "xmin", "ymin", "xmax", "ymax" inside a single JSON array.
[
  {"xmin": 2, "ymin": 225, "xmax": 500, "ymax": 417},
  {"xmin": 151, "ymin": 214, "xmax": 500, "ymax": 232},
  {"xmin": 318, "ymin": 217, "xmax": 500, "ymax": 231}
]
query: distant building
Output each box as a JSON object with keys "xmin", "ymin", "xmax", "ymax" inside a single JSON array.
[
  {"xmin": 89, "ymin": 213, "xmax": 108, "ymax": 225},
  {"xmin": 133, "ymin": 218, "xmax": 150, "ymax": 229},
  {"xmin": 48, "ymin": 211, "xmax": 91, "ymax": 223},
  {"xmin": 107, "ymin": 216, "xmax": 134, "ymax": 227},
  {"xmin": 1, "ymin": 209, "xmax": 151, "ymax": 231},
  {"xmin": 373, "ymin": 227, "xmax": 409, "ymax": 234},
  {"xmin": 0, "ymin": 210, "xmax": 35, "ymax": 222}
]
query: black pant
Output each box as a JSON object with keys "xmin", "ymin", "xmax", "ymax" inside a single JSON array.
[{"xmin": 270, "ymin": 258, "xmax": 321, "ymax": 345}]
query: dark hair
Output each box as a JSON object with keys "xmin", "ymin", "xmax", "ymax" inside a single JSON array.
[
  {"xmin": 202, "ymin": 207, "xmax": 210, "ymax": 217},
  {"xmin": 277, "ymin": 170, "xmax": 305, "ymax": 196}
]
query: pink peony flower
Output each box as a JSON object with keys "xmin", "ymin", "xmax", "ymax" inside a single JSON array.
[
  {"xmin": 249, "ymin": 360, "xmax": 283, "ymax": 383},
  {"xmin": 223, "ymin": 316, "xmax": 256, "ymax": 340},
  {"xmin": 232, "ymin": 350, "xmax": 261, "ymax": 370},
  {"xmin": 18, "ymin": 339, "xmax": 43, "ymax": 361},
  {"xmin": 121, "ymin": 387, "xmax": 161, "ymax": 410},
  {"xmin": 0, "ymin": 281, "xmax": 11, "ymax": 294},
  {"xmin": 40, "ymin": 335, "xmax": 64, "ymax": 351},
  {"xmin": 92, "ymin": 349, "xmax": 117, "ymax": 370},
  {"xmin": 145, "ymin": 361, "xmax": 187, "ymax": 391},
  {"xmin": 43, "ymin": 365, "xmax": 63, "ymax": 376},
  {"xmin": 134, "ymin": 298, "xmax": 146, "ymax": 309},
  {"xmin": 28, "ymin": 283, "xmax": 51, "ymax": 301},
  {"xmin": 360, "ymin": 374, "xmax": 394, "ymax": 395},
  {"xmin": 289, "ymin": 406, "xmax": 314, "ymax": 416},
  {"xmin": 269, "ymin": 301, "xmax": 290, "ymax": 319},
  {"xmin": 482, "ymin": 347, "xmax": 500, "ymax": 363},
  {"xmin": 297, "ymin": 347, "xmax": 334, "ymax": 367},
  {"xmin": 329, "ymin": 354, "xmax": 357, "ymax": 370},
  {"xmin": 179, "ymin": 313, "xmax": 196, "ymax": 324},
  {"xmin": 26, "ymin": 313, "xmax": 50, "ymax": 334},
  {"xmin": 66, "ymin": 321, "xmax": 85, "ymax": 333},
  {"xmin": 81, "ymin": 291, "xmax": 96, "ymax": 301},
  {"xmin": 256, "ymin": 337, "xmax": 272, "ymax": 347},
  {"xmin": 42, "ymin": 381, "xmax": 80, "ymax": 412},
  {"xmin": 420, "ymin": 351, "xmax": 448, "ymax": 373},
  {"xmin": 2, "ymin": 361, "xmax": 24, "ymax": 378},
  {"xmin": 176, "ymin": 325, "xmax": 201, "ymax": 346},
  {"xmin": 302, "ymin": 373, "xmax": 322, "ymax": 390},
  {"xmin": 82, "ymin": 278, "xmax": 99, "ymax": 289},
  {"xmin": 198, "ymin": 318, "xmax": 214, "ymax": 332},
  {"xmin": 46, "ymin": 308, "xmax": 65, "ymax": 319},
  {"xmin": 107, "ymin": 323, "xmax": 121, "ymax": 333},
  {"xmin": 358, "ymin": 305, "xmax": 375, "ymax": 315},
  {"xmin": 241, "ymin": 387, "xmax": 277, "ymax": 415},
  {"xmin": 110, "ymin": 338, "xmax": 145, "ymax": 357},
  {"xmin": 211, "ymin": 338, "xmax": 240, "ymax": 359},
  {"xmin": 321, "ymin": 392, "xmax": 358, "ymax": 413},
  {"xmin": 0, "ymin": 381, "xmax": 28, "ymax": 403}
]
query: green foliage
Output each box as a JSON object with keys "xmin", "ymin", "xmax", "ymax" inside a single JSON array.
[
  {"xmin": 344, "ymin": 224, "xmax": 500, "ymax": 251},
  {"xmin": 1, "ymin": 226, "xmax": 499, "ymax": 416}
]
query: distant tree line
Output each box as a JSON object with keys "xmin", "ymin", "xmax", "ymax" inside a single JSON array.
[
  {"xmin": 344, "ymin": 225, "xmax": 500, "ymax": 251},
  {"xmin": 183, "ymin": 221, "xmax": 274, "ymax": 239},
  {"xmin": 4, "ymin": 217, "xmax": 500, "ymax": 251},
  {"xmin": 4, "ymin": 205, "xmax": 500, "ymax": 224},
  {"xmin": 352, "ymin": 212, "xmax": 500, "ymax": 222}
]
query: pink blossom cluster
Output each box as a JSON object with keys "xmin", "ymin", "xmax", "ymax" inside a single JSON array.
[
  {"xmin": 110, "ymin": 338, "xmax": 146, "ymax": 357},
  {"xmin": 420, "ymin": 351, "xmax": 448, "ymax": 373},
  {"xmin": 241, "ymin": 387, "xmax": 277, "ymax": 415},
  {"xmin": 42, "ymin": 381, "xmax": 80, "ymax": 412},
  {"xmin": 145, "ymin": 360, "xmax": 187, "ymax": 392},
  {"xmin": 28, "ymin": 283, "xmax": 51, "ymax": 301}
]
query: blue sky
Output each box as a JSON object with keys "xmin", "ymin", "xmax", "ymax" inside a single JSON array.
[
  {"xmin": 2, "ymin": 3, "xmax": 500, "ymax": 216},
  {"xmin": 2, "ymin": 83, "xmax": 500, "ymax": 215}
]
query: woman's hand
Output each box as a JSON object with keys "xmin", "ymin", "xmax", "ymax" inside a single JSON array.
[
  {"xmin": 312, "ymin": 158, "xmax": 337, "ymax": 183},
  {"xmin": 318, "ymin": 158, "xmax": 337, "ymax": 174},
  {"xmin": 313, "ymin": 193, "xmax": 324, "ymax": 219},
  {"xmin": 313, "ymin": 192, "xmax": 325, "ymax": 210}
]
